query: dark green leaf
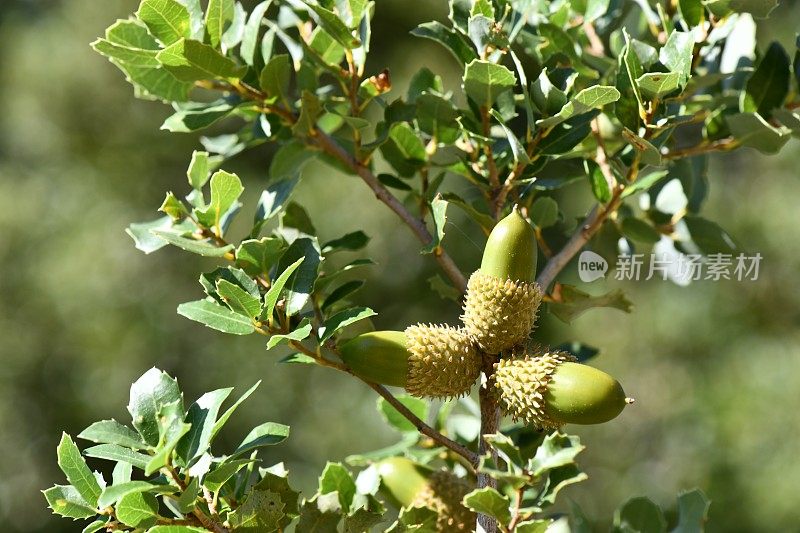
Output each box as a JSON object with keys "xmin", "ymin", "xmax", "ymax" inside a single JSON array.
[
  {"xmin": 322, "ymin": 231, "xmax": 369, "ymax": 253},
  {"xmin": 377, "ymin": 395, "xmax": 428, "ymax": 433},
  {"xmin": 417, "ymin": 93, "xmax": 461, "ymax": 144},
  {"xmin": 319, "ymin": 307, "xmax": 376, "ymax": 342},
  {"xmin": 621, "ymin": 218, "xmax": 660, "ymax": 243},
  {"xmin": 683, "ymin": 215, "xmax": 737, "ymax": 254},
  {"xmin": 377, "ymin": 173, "xmax": 413, "ymax": 191},
  {"xmin": 411, "ymin": 21, "xmax": 477, "ymax": 64},
  {"xmin": 741, "ymin": 41, "xmax": 790, "ymax": 116},
  {"xmin": 270, "ymin": 140, "xmax": 316, "ymax": 180},
  {"xmin": 679, "ymin": 0, "xmax": 704, "ymax": 26},
  {"xmin": 322, "ymin": 280, "xmax": 365, "ymax": 311},
  {"xmin": 116, "ymin": 491, "xmax": 159, "ymax": 528},
  {"xmin": 232, "ymin": 422, "xmax": 290, "ymax": 458},
  {"xmin": 549, "ymin": 284, "xmax": 633, "ymax": 323},
  {"xmin": 421, "ymin": 196, "xmax": 449, "ymax": 254},
  {"xmin": 78, "ymin": 420, "xmax": 147, "ymax": 450},
  {"xmin": 726, "ymin": 112, "xmax": 790, "ymax": 153},
  {"xmin": 613, "ymin": 497, "xmax": 667, "ymax": 533},
  {"xmin": 463, "ymin": 59, "xmax": 517, "ymax": 108},
  {"xmin": 428, "ymin": 274, "xmax": 461, "ymax": 302},
  {"xmin": 319, "ymin": 462, "xmax": 357, "ymax": 512},
  {"xmin": 463, "ymin": 488, "xmax": 511, "ymax": 525},
  {"xmin": 175, "ymin": 387, "xmax": 232, "ymax": 463},
  {"xmin": 304, "ymin": 2, "xmax": 361, "ymax": 48},
  {"xmin": 538, "ymin": 111, "xmax": 597, "ymax": 155},
  {"xmin": 204, "ymin": 458, "xmax": 255, "ymax": 492},
  {"xmin": 260, "ymin": 54, "xmax": 292, "ymax": 101}
]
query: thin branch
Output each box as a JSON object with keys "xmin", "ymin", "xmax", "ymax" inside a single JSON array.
[
  {"xmin": 364, "ymin": 381, "xmax": 479, "ymax": 468},
  {"xmin": 313, "ymin": 130, "xmax": 467, "ymax": 292},
  {"xmin": 477, "ymin": 352, "xmax": 501, "ymax": 533},
  {"xmin": 591, "ymin": 117, "xmax": 617, "ymax": 192},
  {"xmin": 661, "ymin": 138, "xmax": 738, "ymax": 160}
]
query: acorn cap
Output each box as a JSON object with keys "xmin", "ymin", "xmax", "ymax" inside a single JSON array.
[
  {"xmin": 411, "ymin": 470, "xmax": 476, "ymax": 531},
  {"xmin": 495, "ymin": 348, "xmax": 630, "ymax": 428},
  {"xmin": 461, "ymin": 271, "xmax": 542, "ymax": 354},
  {"xmin": 405, "ymin": 324, "xmax": 481, "ymax": 399},
  {"xmin": 377, "ymin": 457, "xmax": 475, "ymax": 532},
  {"xmin": 494, "ymin": 348, "xmax": 576, "ymax": 430}
]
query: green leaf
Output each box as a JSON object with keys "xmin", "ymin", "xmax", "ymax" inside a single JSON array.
[
  {"xmin": 212, "ymin": 381, "xmax": 261, "ymax": 440},
  {"xmin": 538, "ymin": 111, "xmax": 597, "ymax": 155},
  {"xmin": 428, "ymin": 274, "xmax": 461, "ymax": 302},
  {"xmin": 613, "ymin": 497, "xmax": 667, "ymax": 533},
  {"xmin": 636, "ymin": 72, "xmax": 682, "ymax": 99},
  {"xmin": 228, "ymin": 489, "xmax": 287, "ymax": 531},
  {"xmin": 322, "ymin": 231, "xmax": 369, "ymax": 253},
  {"xmin": 56, "ymin": 434, "xmax": 102, "ymax": 508},
  {"xmin": 620, "ymin": 170, "xmax": 669, "ymax": 198},
  {"xmin": 292, "ymin": 90, "xmax": 323, "ymax": 136},
  {"xmin": 585, "ymin": 0, "xmax": 611, "ymax": 21},
  {"xmin": 126, "ymin": 368, "xmax": 182, "ymax": 447},
  {"xmin": 549, "ymin": 284, "xmax": 633, "ymax": 323},
  {"xmin": 112, "ymin": 462, "xmax": 132, "ymax": 486},
  {"xmin": 221, "ymin": 2, "xmax": 246, "ymax": 52},
  {"xmin": 187, "ymin": 150, "xmax": 211, "ymax": 189},
  {"xmin": 97, "ymin": 481, "xmax": 169, "ymax": 509},
  {"xmin": 463, "ymin": 59, "xmax": 516, "ymax": 108},
  {"xmin": 82, "ymin": 520, "xmax": 108, "ymax": 533},
  {"xmin": 280, "ymin": 353, "xmax": 318, "ymax": 365},
  {"xmin": 529, "ymin": 197, "xmax": 559, "ymax": 228},
  {"xmin": 515, "ymin": 520, "xmax": 551, "ymax": 533},
  {"xmin": 320, "ymin": 307, "xmax": 376, "ymax": 342},
  {"xmin": 621, "ymin": 218, "xmax": 660, "ymax": 243},
  {"xmin": 275, "ymin": 238, "xmax": 321, "ymax": 316},
  {"xmin": 491, "ymin": 109, "xmax": 529, "ymax": 165},
  {"xmin": 319, "ymin": 462, "xmax": 357, "ymax": 512},
  {"xmin": 84, "ymin": 445, "xmax": 151, "ymax": 470},
  {"xmin": 195, "ymin": 170, "xmax": 244, "ymax": 231},
  {"xmin": 529, "ymin": 433, "xmax": 585, "ymax": 476},
  {"xmin": 417, "ymin": 93, "xmax": 461, "ymax": 144},
  {"xmin": 321, "ymin": 280, "xmax": 365, "ymax": 311},
  {"xmin": 377, "ymin": 395, "xmax": 428, "ymax": 433},
  {"xmin": 304, "ymin": 2, "xmax": 361, "ymax": 48},
  {"xmin": 536, "ymin": 464, "xmax": 587, "ymax": 507},
  {"xmin": 705, "ymin": 0, "xmax": 778, "ymax": 18},
  {"xmin": 683, "ymin": 215, "xmax": 737, "ymax": 254},
  {"xmin": 679, "ymin": 0, "xmax": 704, "ymax": 26},
  {"xmin": 241, "ymin": 1, "xmax": 273, "ymax": 65},
  {"xmin": 267, "ymin": 318, "xmax": 313, "ymax": 349},
  {"xmin": 389, "ymin": 122, "xmax": 427, "ymax": 162},
  {"xmin": 150, "ymin": 230, "xmax": 234, "ymax": 256},
  {"xmin": 147, "ymin": 527, "xmax": 211, "ymax": 532},
  {"xmin": 411, "ymin": 21, "xmax": 477, "ymax": 64},
  {"xmin": 126, "ymin": 217, "xmax": 178, "ymax": 254},
  {"xmin": 377, "ymin": 173, "xmax": 413, "ymax": 191},
  {"xmin": 157, "ymin": 39, "xmax": 246, "ymax": 82},
  {"xmin": 237, "ymin": 238, "xmax": 286, "ymax": 277},
  {"xmin": 587, "ymin": 161, "xmax": 612, "ymax": 203},
  {"xmin": 616, "ymin": 33, "xmax": 644, "ymax": 129},
  {"xmin": 421, "ymin": 196, "xmax": 449, "ymax": 254},
  {"xmin": 621, "ymin": 128, "xmax": 662, "ymax": 165},
  {"xmin": 217, "ymin": 279, "xmax": 262, "ymax": 318},
  {"xmin": 463, "ymin": 487, "xmax": 511, "ymax": 525},
  {"xmin": 260, "ymin": 54, "xmax": 292, "ymax": 101},
  {"xmin": 297, "ymin": 498, "xmax": 343, "ymax": 531},
  {"xmin": 78, "ymin": 420, "xmax": 147, "ymax": 450},
  {"xmin": 43, "ymin": 485, "xmax": 96, "ymax": 519},
  {"xmin": 255, "ymin": 176, "xmax": 299, "ymax": 226},
  {"xmin": 204, "ymin": 458, "xmax": 256, "ymax": 492},
  {"xmin": 726, "ymin": 112, "xmax": 790, "ymax": 153},
  {"xmin": 261, "ymin": 257, "xmax": 304, "ymax": 321},
  {"xmin": 205, "ymin": 0, "xmax": 235, "ymax": 49},
  {"xmin": 531, "ymin": 69, "xmax": 567, "ymax": 116},
  {"xmin": 741, "ymin": 41, "xmax": 790, "ymax": 116},
  {"xmin": 177, "ymin": 299, "xmax": 256, "ymax": 335},
  {"xmin": 162, "ymin": 101, "xmax": 235, "ymax": 132},
  {"xmin": 136, "ymin": 0, "xmax": 191, "ymax": 45},
  {"xmin": 441, "ymin": 193, "xmax": 494, "ymax": 233},
  {"xmin": 232, "ymin": 422, "xmax": 290, "ymax": 458},
  {"xmin": 537, "ymin": 85, "xmax": 620, "ymax": 128},
  {"xmin": 176, "ymin": 387, "xmax": 232, "ymax": 463},
  {"xmin": 673, "ymin": 489, "xmax": 711, "ymax": 533},
  {"xmin": 116, "ymin": 491, "xmax": 159, "ymax": 528},
  {"xmin": 659, "ymin": 30, "xmax": 694, "ymax": 86}
]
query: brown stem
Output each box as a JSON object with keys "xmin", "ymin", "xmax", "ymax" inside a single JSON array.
[
  {"xmin": 477, "ymin": 352, "xmax": 501, "ymax": 533},
  {"xmin": 313, "ymin": 130, "xmax": 467, "ymax": 292},
  {"xmin": 662, "ymin": 138, "xmax": 738, "ymax": 160},
  {"xmin": 364, "ymin": 381, "xmax": 479, "ymax": 467}
]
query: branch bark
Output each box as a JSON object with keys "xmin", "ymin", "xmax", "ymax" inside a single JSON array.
[
  {"xmin": 313, "ymin": 130, "xmax": 467, "ymax": 292},
  {"xmin": 477, "ymin": 352, "xmax": 501, "ymax": 533}
]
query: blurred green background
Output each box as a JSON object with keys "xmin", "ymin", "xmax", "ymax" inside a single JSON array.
[{"xmin": 1, "ymin": 1, "xmax": 798, "ymax": 531}]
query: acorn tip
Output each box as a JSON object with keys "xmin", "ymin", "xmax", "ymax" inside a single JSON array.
[{"xmin": 625, "ymin": 397, "xmax": 635, "ymax": 404}]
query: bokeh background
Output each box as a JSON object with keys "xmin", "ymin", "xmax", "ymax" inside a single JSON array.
[{"xmin": 0, "ymin": 1, "xmax": 798, "ymax": 531}]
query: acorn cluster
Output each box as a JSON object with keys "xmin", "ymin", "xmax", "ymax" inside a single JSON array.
[{"xmin": 339, "ymin": 207, "xmax": 630, "ymax": 427}]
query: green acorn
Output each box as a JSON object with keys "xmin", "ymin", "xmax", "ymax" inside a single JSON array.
[
  {"xmin": 494, "ymin": 348, "xmax": 631, "ymax": 430},
  {"xmin": 377, "ymin": 457, "xmax": 475, "ymax": 532},
  {"xmin": 462, "ymin": 207, "xmax": 542, "ymax": 354},
  {"xmin": 339, "ymin": 325, "xmax": 481, "ymax": 398}
]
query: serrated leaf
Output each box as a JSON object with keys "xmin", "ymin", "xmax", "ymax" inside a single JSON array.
[
  {"xmin": 463, "ymin": 59, "xmax": 516, "ymax": 108},
  {"xmin": 157, "ymin": 39, "xmax": 246, "ymax": 82},
  {"xmin": 204, "ymin": 458, "xmax": 256, "ymax": 492},
  {"xmin": 177, "ymin": 299, "xmax": 256, "ymax": 335},
  {"xmin": 126, "ymin": 368, "xmax": 182, "ymax": 447},
  {"xmin": 614, "ymin": 497, "xmax": 667, "ymax": 533},
  {"xmin": 319, "ymin": 307, "xmax": 376, "ymax": 342},
  {"xmin": 78, "ymin": 420, "xmax": 147, "ymax": 450},
  {"xmin": 536, "ymin": 464, "xmax": 588, "ymax": 507},
  {"xmin": 421, "ymin": 196, "xmax": 448, "ymax": 254},
  {"xmin": 84, "ymin": 445, "xmax": 151, "ymax": 470},
  {"xmin": 528, "ymin": 433, "xmax": 585, "ymax": 476},
  {"xmin": 537, "ymin": 85, "xmax": 620, "ymax": 128},
  {"xmin": 43, "ymin": 485, "xmax": 96, "ymax": 519},
  {"xmin": 205, "ymin": 0, "xmax": 235, "ymax": 49},
  {"xmin": 56, "ymin": 434, "xmax": 103, "ymax": 507},
  {"xmin": 136, "ymin": 0, "xmax": 191, "ymax": 45},
  {"xmin": 463, "ymin": 487, "xmax": 511, "ymax": 525},
  {"xmin": 549, "ymin": 284, "xmax": 633, "ymax": 323},
  {"xmin": 228, "ymin": 489, "xmax": 286, "ymax": 531},
  {"xmin": 237, "ymin": 238, "xmax": 286, "ymax": 277},
  {"xmin": 319, "ymin": 463, "xmax": 357, "ymax": 512},
  {"xmin": 297, "ymin": 498, "xmax": 342, "ymax": 532},
  {"xmin": 116, "ymin": 491, "xmax": 159, "ymax": 528}
]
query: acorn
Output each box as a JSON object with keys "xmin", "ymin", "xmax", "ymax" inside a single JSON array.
[
  {"xmin": 462, "ymin": 207, "xmax": 543, "ymax": 354},
  {"xmin": 494, "ymin": 347, "xmax": 631, "ymax": 430},
  {"xmin": 339, "ymin": 326, "xmax": 481, "ymax": 399},
  {"xmin": 377, "ymin": 457, "xmax": 475, "ymax": 532}
]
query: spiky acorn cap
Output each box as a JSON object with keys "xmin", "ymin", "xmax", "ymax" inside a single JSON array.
[
  {"xmin": 494, "ymin": 348, "xmax": 576, "ymax": 430},
  {"xmin": 411, "ymin": 470, "xmax": 476, "ymax": 532},
  {"xmin": 405, "ymin": 324, "xmax": 481, "ymax": 399},
  {"xmin": 462, "ymin": 271, "xmax": 542, "ymax": 354}
]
